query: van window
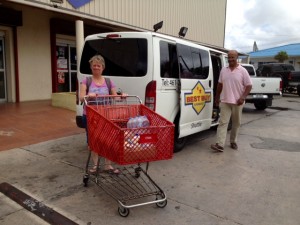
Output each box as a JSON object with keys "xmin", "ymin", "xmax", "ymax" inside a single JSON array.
[
  {"xmin": 177, "ymin": 44, "xmax": 209, "ymax": 79},
  {"xmin": 80, "ymin": 38, "xmax": 147, "ymax": 77},
  {"xmin": 160, "ymin": 41, "xmax": 179, "ymax": 78}
]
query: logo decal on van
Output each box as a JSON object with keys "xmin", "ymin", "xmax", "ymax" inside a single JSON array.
[{"xmin": 184, "ymin": 82, "xmax": 211, "ymax": 115}]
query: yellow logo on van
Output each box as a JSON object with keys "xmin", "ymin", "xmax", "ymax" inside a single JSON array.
[{"xmin": 185, "ymin": 82, "xmax": 211, "ymax": 115}]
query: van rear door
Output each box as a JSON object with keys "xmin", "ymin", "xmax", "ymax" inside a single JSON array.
[
  {"xmin": 177, "ymin": 44, "xmax": 213, "ymax": 137},
  {"xmin": 79, "ymin": 32, "xmax": 153, "ymax": 102}
]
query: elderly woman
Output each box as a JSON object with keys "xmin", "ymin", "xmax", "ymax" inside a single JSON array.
[{"xmin": 80, "ymin": 55, "xmax": 120, "ymax": 174}]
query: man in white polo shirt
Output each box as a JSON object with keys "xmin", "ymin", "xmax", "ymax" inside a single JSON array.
[{"xmin": 211, "ymin": 50, "xmax": 252, "ymax": 152}]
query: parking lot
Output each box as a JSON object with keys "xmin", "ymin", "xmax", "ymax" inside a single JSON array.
[{"xmin": 1, "ymin": 95, "xmax": 300, "ymax": 225}]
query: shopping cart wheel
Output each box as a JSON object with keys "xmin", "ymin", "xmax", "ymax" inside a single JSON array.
[
  {"xmin": 134, "ymin": 167, "xmax": 141, "ymax": 178},
  {"xmin": 83, "ymin": 174, "xmax": 89, "ymax": 187},
  {"xmin": 156, "ymin": 199, "xmax": 167, "ymax": 208},
  {"xmin": 118, "ymin": 206, "xmax": 130, "ymax": 217},
  {"xmin": 156, "ymin": 194, "xmax": 167, "ymax": 208}
]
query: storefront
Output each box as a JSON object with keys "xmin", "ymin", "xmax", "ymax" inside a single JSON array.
[
  {"xmin": 50, "ymin": 18, "xmax": 113, "ymax": 94},
  {"xmin": 0, "ymin": 4, "xmax": 120, "ymax": 103},
  {"xmin": 0, "ymin": 6, "xmax": 22, "ymax": 103},
  {"xmin": 0, "ymin": 0, "xmax": 226, "ymax": 104}
]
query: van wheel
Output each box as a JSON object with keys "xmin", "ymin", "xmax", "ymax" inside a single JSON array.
[
  {"xmin": 174, "ymin": 136, "xmax": 187, "ymax": 153},
  {"xmin": 297, "ymin": 85, "xmax": 300, "ymax": 96},
  {"xmin": 173, "ymin": 115, "xmax": 187, "ymax": 153}
]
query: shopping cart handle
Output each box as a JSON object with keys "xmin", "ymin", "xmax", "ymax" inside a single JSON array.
[{"xmin": 83, "ymin": 95, "xmax": 142, "ymax": 105}]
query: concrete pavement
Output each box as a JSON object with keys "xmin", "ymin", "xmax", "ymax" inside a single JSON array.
[{"xmin": 1, "ymin": 96, "xmax": 300, "ymax": 225}]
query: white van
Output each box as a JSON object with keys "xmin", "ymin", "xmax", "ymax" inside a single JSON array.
[{"xmin": 76, "ymin": 31, "xmax": 227, "ymax": 152}]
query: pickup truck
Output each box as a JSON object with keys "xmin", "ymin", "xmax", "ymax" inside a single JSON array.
[
  {"xmin": 241, "ymin": 64, "xmax": 282, "ymax": 110},
  {"xmin": 288, "ymin": 71, "xmax": 300, "ymax": 96},
  {"xmin": 256, "ymin": 63, "xmax": 299, "ymax": 94}
]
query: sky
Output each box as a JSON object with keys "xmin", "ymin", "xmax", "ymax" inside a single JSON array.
[{"xmin": 224, "ymin": 0, "xmax": 300, "ymax": 53}]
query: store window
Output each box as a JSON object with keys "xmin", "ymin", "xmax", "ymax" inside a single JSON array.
[{"xmin": 56, "ymin": 43, "xmax": 77, "ymax": 92}]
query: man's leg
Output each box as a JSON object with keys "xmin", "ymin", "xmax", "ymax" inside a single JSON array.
[
  {"xmin": 216, "ymin": 103, "xmax": 232, "ymax": 147},
  {"xmin": 229, "ymin": 104, "xmax": 243, "ymax": 145}
]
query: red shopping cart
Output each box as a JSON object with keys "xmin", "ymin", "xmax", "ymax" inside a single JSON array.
[{"xmin": 82, "ymin": 95, "xmax": 174, "ymax": 217}]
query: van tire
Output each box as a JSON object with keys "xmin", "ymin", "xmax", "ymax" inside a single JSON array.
[
  {"xmin": 297, "ymin": 85, "xmax": 300, "ymax": 96},
  {"xmin": 173, "ymin": 115, "xmax": 187, "ymax": 153},
  {"xmin": 174, "ymin": 136, "xmax": 187, "ymax": 153}
]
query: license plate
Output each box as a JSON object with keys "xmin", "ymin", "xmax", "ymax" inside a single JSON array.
[{"xmin": 253, "ymin": 94, "xmax": 264, "ymax": 98}]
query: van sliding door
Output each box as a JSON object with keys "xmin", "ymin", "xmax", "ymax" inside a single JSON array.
[{"xmin": 178, "ymin": 44, "xmax": 213, "ymax": 137}]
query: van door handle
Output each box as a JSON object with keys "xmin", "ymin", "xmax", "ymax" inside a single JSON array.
[{"xmin": 209, "ymin": 80, "xmax": 212, "ymax": 87}]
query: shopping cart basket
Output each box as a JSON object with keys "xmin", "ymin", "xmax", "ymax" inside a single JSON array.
[{"xmin": 82, "ymin": 95, "xmax": 174, "ymax": 217}]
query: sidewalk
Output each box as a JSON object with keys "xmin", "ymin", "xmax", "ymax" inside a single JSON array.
[
  {"xmin": 1, "ymin": 98, "xmax": 300, "ymax": 225},
  {"xmin": 0, "ymin": 100, "xmax": 84, "ymax": 151}
]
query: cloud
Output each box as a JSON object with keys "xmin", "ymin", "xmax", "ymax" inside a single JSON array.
[{"xmin": 225, "ymin": 0, "xmax": 300, "ymax": 53}]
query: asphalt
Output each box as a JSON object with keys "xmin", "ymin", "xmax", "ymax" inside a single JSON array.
[{"xmin": 0, "ymin": 96, "xmax": 300, "ymax": 225}]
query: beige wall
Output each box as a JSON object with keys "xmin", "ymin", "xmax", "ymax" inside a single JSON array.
[
  {"xmin": 17, "ymin": 7, "xmax": 52, "ymax": 101},
  {"xmin": 19, "ymin": 0, "xmax": 226, "ymax": 47}
]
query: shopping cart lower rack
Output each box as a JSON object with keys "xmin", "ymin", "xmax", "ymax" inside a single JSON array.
[{"xmin": 82, "ymin": 95, "xmax": 174, "ymax": 217}]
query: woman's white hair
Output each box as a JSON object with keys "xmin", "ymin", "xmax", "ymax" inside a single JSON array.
[{"xmin": 89, "ymin": 55, "xmax": 105, "ymax": 68}]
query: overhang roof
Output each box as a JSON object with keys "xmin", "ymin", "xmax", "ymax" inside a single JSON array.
[{"xmin": 248, "ymin": 43, "xmax": 300, "ymax": 58}]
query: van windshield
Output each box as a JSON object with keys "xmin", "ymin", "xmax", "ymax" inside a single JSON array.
[{"xmin": 80, "ymin": 38, "xmax": 148, "ymax": 77}]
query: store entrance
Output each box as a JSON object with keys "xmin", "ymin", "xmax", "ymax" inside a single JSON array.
[
  {"xmin": 56, "ymin": 44, "xmax": 77, "ymax": 92},
  {"xmin": 0, "ymin": 36, "xmax": 6, "ymax": 102}
]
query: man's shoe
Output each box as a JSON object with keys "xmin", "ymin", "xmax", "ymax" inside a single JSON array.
[
  {"xmin": 211, "ymin": 143, "xmax": 224, "ymax": 152},
  {"xmin": 230, "ymin": 143, "xmax": 238, "ymax": 150}
]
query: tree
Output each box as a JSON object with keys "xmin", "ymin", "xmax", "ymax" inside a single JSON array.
[{"xmin": 274, "ymin": 51, "xmax": 289, "ymax": 63}]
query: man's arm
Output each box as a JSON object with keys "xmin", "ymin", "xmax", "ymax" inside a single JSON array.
[
  {"xmin": 237, "ymin": 84, "xmax": 252, "ymax": 105},
  {"xmin": 79, "ymin": 83, "xmax": 87, "ymax": 103}
]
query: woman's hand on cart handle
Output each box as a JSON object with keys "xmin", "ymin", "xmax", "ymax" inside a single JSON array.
[
  {"xmin": 88, "ymin": 93, "xmax": 97, "ymax": 98},
  {"xmin": 121, "ymin": 93, "xmax": 128, "ymax": 98},
  {"xmin": 83, "ymin": 93, "xmax": 97, "ymax": 105}
]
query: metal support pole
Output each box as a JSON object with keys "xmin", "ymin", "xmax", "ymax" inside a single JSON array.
[{"xmin": 75, "ymin": 20, "xmax": 84, "ymax": 71}]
